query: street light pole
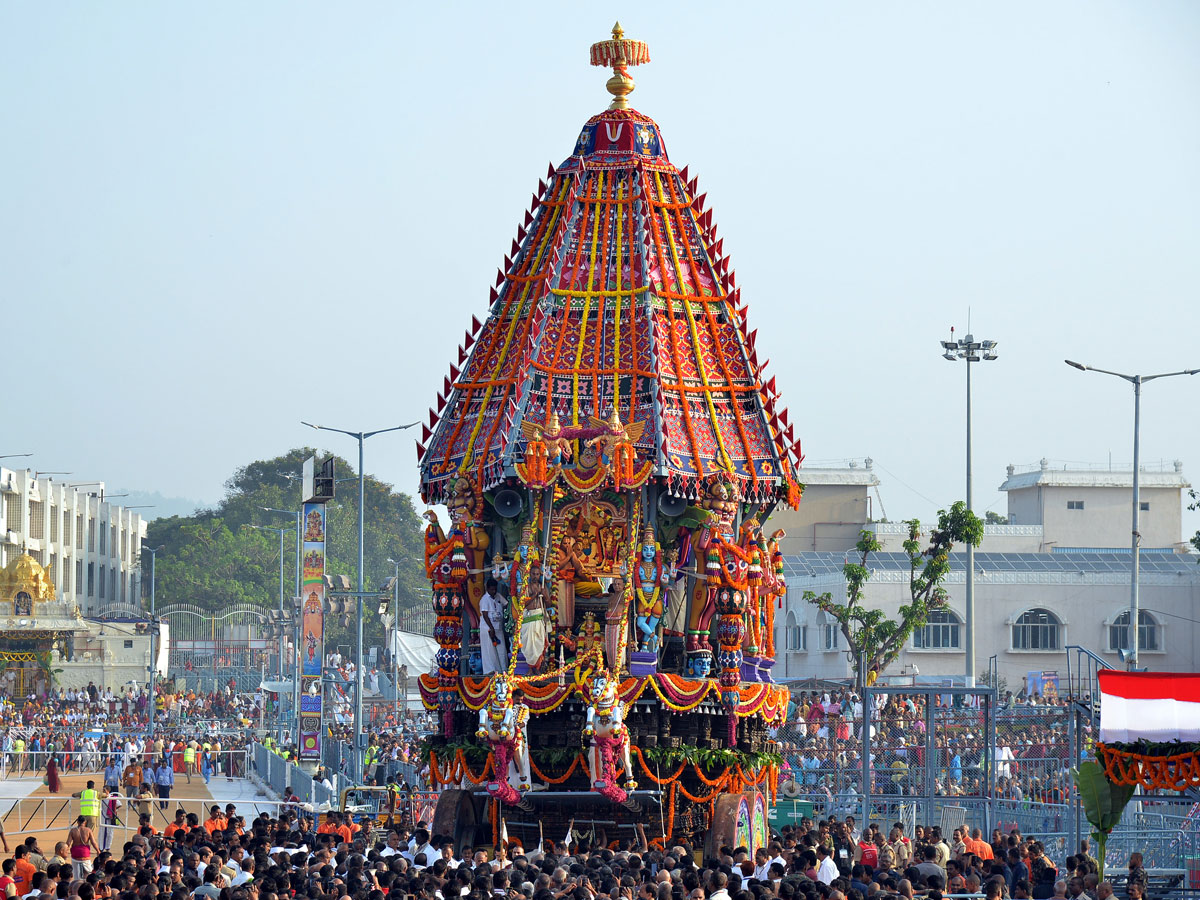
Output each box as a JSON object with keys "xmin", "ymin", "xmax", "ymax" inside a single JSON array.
[
  {"xmin": 302, "ymin": 420, "xmax": 417, "ymax": 782},
  {"xmin": 941, "ymin": 330, "xmax": 998, "ymax": 687},
  {"xmin": 141, "ymin": 543, "xmax": 163, "ymax": 738},
  {"xmin": 1064, "ymin": 360, "xmax": 1198, "ymax": 670}
]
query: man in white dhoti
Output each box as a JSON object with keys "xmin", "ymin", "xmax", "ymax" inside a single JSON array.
[
  {"xmin": 519, "ymin": 561, "xmax": 550, "ymax": 671},
  {"xmin": 480, "ymin": 578, "xmax": 508, "ymax": 675}
]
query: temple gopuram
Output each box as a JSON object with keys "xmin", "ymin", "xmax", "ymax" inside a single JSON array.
[{"xmin": 416, "ymin": 25, "xmax": 803, "ymax": 854}]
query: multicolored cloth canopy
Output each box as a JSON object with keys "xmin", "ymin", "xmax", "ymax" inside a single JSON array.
[{"xmin": 418, "ymin": 39, "xmax": 801, "ymax": 505}]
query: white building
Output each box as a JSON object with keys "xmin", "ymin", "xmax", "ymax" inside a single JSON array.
[
  {"xmin": 999, "ymin": 458, "xmax": 1191, "ymax": 552},
  {"xmin": 0, "ymin": 468, "xmax": 148, "ymax": 616},
  {"xmin": 772, "ymin": 461, "xmax": 1200, "ymax": 688},
  {"xmin": 768, "ymin": 459, "xmax": 882, "ymax": 553}
]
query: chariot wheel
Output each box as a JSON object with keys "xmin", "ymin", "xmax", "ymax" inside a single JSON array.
[
  {"xmin": 431, "ymin": 789, "xmax": 481, "ymax": 856},
  {"xmin": 703, "ymin": 791, "xmax": 768, "ymax": 858}
]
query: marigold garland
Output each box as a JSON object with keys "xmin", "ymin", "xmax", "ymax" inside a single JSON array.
[
  {"xmin": 529, "ymin": 754, "xmax": 587, "ymax": 784},
  {"xmin": 677, "ymin": 776, "xmax": 729, "ymax": 803},
  {"xmin": 631, "ymin": 748, "xmax": 686, "ymax": 785},
  {"xmin": 665, "ymin": 782, "xmax": 677, "ymax": 842},
  {"xmin": 1096, "ymin": 742, "xmax": 1200, "ymax": 791}
]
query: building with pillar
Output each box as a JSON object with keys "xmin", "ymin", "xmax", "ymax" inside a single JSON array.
[{"xmin": 0, "ymin": 467, "xmax": 147, "ymax": 616}]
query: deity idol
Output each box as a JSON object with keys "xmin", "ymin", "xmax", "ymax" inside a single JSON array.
[
  {"xmin": 634, "ymin": 527, "xmax": 676, "ymax": 654},
  {"xmin": 685, "ymin": 474, "xmax": 741, "ymax": 675},
  {"xmin": 445, "ymin": 476, "xmax": 490, "ymax": 629}
]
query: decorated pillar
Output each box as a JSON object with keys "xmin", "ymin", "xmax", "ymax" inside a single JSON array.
[
  {"xmin": 299, "ymin": 502, "xmax": 326, "ymax": 760},
  {"xmin": 424, "ymin": 511, "xmax": 467, "ymax": 737}
]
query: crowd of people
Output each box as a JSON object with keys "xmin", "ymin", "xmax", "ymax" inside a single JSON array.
[
  {"xmin": 775, "ymin": 692, "xmax": 1082, "ymax": 808},
  {"xmin": 0, "ymin": 682, "xmax": 260, "ymax": 736},
  {"xmin": 0, "ymin": 680, "xmax": 255, "ymax": 785},
  {"xmin": 0, "ymin": 797, "xmax": 1152, "ymax": 900}
]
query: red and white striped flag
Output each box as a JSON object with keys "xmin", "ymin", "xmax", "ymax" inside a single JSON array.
[{"xmin": 1098, "ymin": 669, "xmax": 1200, "ymax": 743}]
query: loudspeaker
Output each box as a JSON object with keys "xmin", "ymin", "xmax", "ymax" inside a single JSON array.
[
  {"xmin": 493, "ymin": 489, "xmax": 524, "ymax": 519},
  {"xmin": 657, "ymin": 492, "xmax": 688, "ymax": 518}
]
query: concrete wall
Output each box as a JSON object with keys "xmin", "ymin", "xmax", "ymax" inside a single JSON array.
[
  {"xmin": 55, "ymin": 622, "xmax": 153, "ymax": 691},
  {"xmin": 1033, "ymin": 484, "xmax": 1182, "ymax": 550},
  {"xmin": 767, "ymin": 484, "xmax": 874, "ymax": 554},
  {"xmin": 775, "ymin": 572, "xmax": 1200, "ymax": 687}
]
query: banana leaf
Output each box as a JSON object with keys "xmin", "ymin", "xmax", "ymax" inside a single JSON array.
[{"xmin": 1070, "ymin": 761, "xmax": 1135, "ymax": 880}]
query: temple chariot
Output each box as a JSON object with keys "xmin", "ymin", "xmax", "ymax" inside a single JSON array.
[{"xmin": 416, "ymin": 25, "xmax": 804, "ymax": 856}]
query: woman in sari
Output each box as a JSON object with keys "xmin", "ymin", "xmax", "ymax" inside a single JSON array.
[{"xmin": 46, "ymin": 755, "xmax": 60, "ymax": 793}]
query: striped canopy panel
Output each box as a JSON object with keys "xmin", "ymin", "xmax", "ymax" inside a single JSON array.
[{"xmin": 418, "ymin": 106, "xmax": 802, "ymax": 505}]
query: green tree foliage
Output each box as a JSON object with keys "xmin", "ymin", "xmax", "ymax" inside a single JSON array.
[
  {"xmin": 144, "ymin": 448, "xmax": 428, "ymax": 650},
  {"xmin": 984, "ymin": 510, "xmax": 1009, "ymax": 525},
  {"xmin": 1189, "ymin": 488, "xmax": 1199, "ymax": 556},
  {"xmin": 803, "ymin": 501, "xmax": 984, "ymax": 690},
  {"xmin": 1070, "ymin": 760, "xmax": 1135, "ymax": 880}
]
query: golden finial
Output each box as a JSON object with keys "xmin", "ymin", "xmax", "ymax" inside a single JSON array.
[{"xmin": 589, "ymin": 21, "xmax": 650, "ymax": 110}]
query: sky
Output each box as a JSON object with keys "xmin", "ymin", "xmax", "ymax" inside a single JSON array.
[{"xmin": 3, "ymin": 2, "xmax": 1199, "ymax": 540}]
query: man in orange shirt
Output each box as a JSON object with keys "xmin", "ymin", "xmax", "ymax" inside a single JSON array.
[
  {"xmin": 316, "ymin": 813, "xmax": 340, "ymax": 839},
  {"xmin": 164, "ymin": 810, "xmax": 187, "ymax": 840},
  {"xmin": 969, "ymin": 827, "xmax": 995, "ymax": 860},
  {"xmin": 203, "ymin": 806, "xmax": 226, "ymax": 836},
  {"xmin": 10, "ymin": 847, "xmax": 36, "ymax": 897}
]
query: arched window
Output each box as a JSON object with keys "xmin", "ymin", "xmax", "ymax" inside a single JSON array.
[
  {"xmin": 783, "ymin": 611, "xmax": 807, "ymax": 652},
  {"xmin": 1012, "ymin": 609, "xmax": 1062, "ymax": 651},
  {"xmin": 913, "ymin": 610, "xmax": 962, "ymax": 650},
  {"xmin": 817, "ymin": 612, "xmax": 840, "ymax": 651},
  {"xmin": 1108, "ymin": 610, "xmax": 1159, "ymax": 653}
]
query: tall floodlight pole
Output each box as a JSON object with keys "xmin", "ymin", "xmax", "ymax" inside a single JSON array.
[
  {"xmin": 941, "ymin": 331, "xmax": 998, "ymax": 687},
  {"xmin": 1064, "ymin": 360, "xmax": 1198, "ymax": 670},
  {"xmin": 141, "ymin": 543, "xmax": 163, "ymax": 738},
  {"xmin": 302, "ymin": 420, "xmax": 417, "ymax": 782}
]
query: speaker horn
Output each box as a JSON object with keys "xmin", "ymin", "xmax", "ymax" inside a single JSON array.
[
  {"xmin": 657, "ymin": 492, "xmax": 688, "ymax": 518},
  {"xmin": 493, "ymin": 488, "xmax": 525, "ymax": 519}
]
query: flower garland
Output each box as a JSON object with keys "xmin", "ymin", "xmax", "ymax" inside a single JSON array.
[
  {"xmin": 420, "ymin": 671, "xmax": 788, "ymax": 725},
  {"xmin": 529, "ymin": 754, "xmax": 588, "ymax": 785},
  {"xmin": 1096, "ymin": 742, "xmax": 1200, "ymax": 791},
  {"xmin": 429, "ymin": 748, "xmax": 494, "ymax": 787}
]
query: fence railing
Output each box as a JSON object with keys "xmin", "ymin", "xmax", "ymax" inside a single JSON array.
[
  {"xmin": 1064, "ymin": 644, "xmax": 1107, "ymax": 717},
  {"xmin": 0, "ymin": 793, "xmax": 298, "ymax": 839},
  {"xmin": 252, "ymin": 742, "xmax": 335, "ymax": 809},
  {"xmin": 0, "ymin": 749, "xmax": 249, "ymax": 779}
]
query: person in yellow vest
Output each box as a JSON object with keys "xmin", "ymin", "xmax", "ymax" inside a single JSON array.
[
  {"xmin": 71, "ymin": 780, "xmax": 100, "ymax": 830},
  {"xmin": 12, "ymin": 738, "xmax": 24, "ymax": 775},
  {"xmin": 183, "ymin": 742, "xmax": 196, "ymax": 784},
  {"xmin": 364, "ymin": 742, "xmax": 379, "ymax": 783}
]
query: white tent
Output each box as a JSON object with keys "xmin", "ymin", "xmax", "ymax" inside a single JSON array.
[{"xmin": 389, "ymin": 630, "xmax": 437, "ymax": 671}]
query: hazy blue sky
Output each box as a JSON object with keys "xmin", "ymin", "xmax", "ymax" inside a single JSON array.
[{"xmin": 4, "ymin": 2, "xmax": 1198, "ymax": 539}]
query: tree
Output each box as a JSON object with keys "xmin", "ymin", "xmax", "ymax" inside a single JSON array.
[
  {"xmin": 984, "ymin": 510, "xmax": 1009, "ymax": 525},
  {"xmin": 144, "ymin": 448, "xmax": 429, "ymax": 650},
  {"xmin": 1189, "ymin": 488, "xmax": 1200, "ymax": 556},
  {"xmin": 803, "ymin": 501, "xmax": 984, "ymax": 690}
]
